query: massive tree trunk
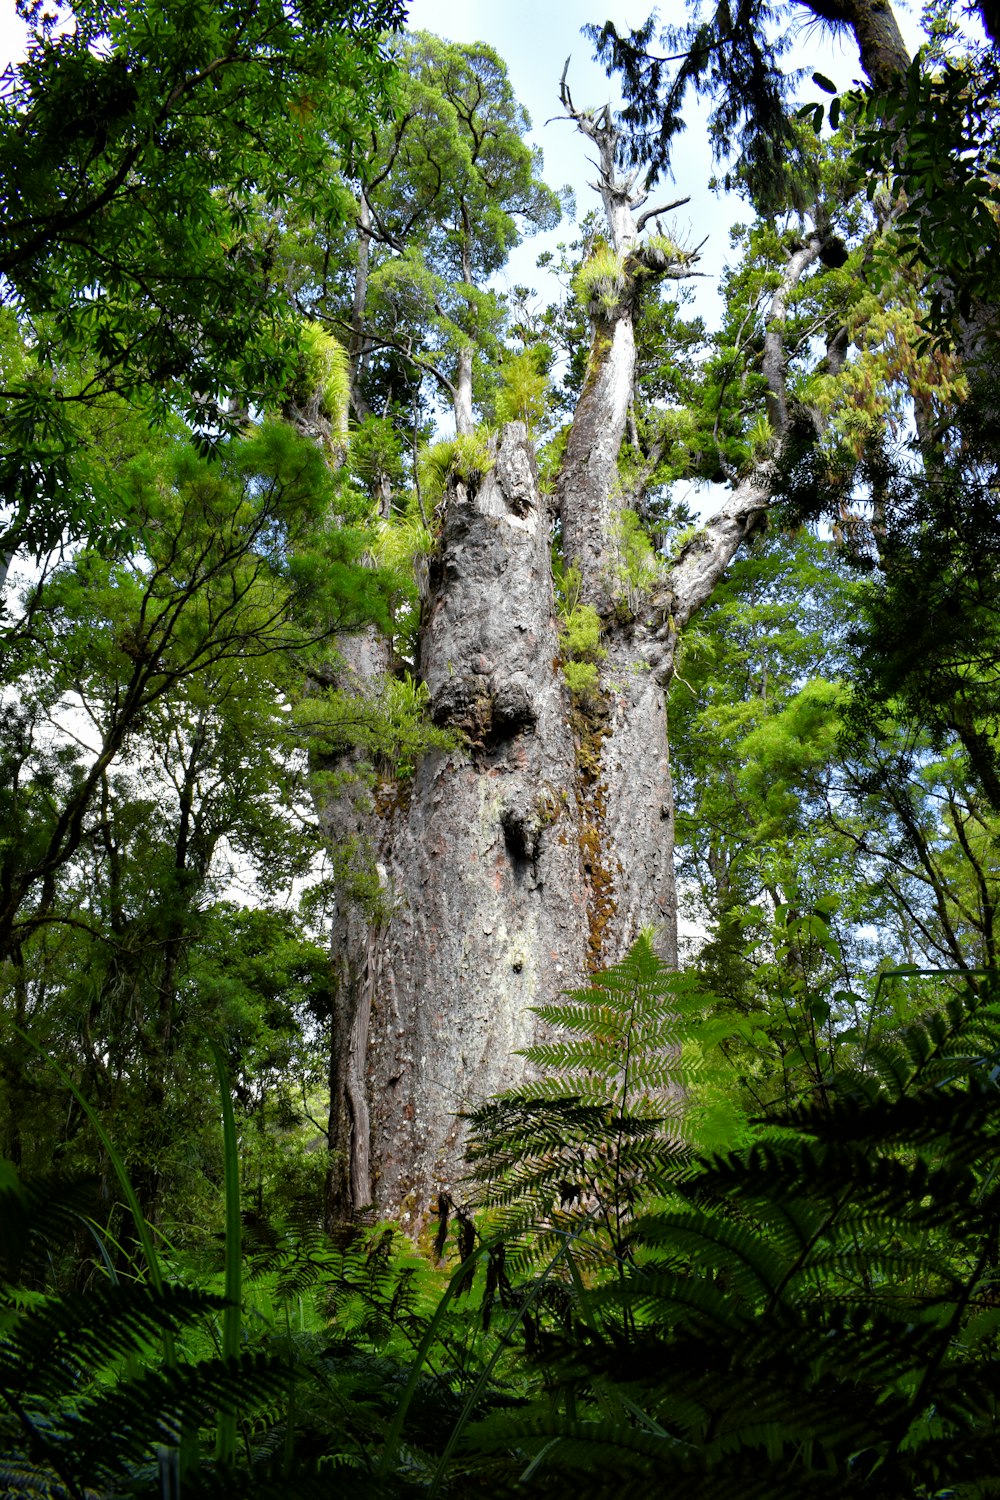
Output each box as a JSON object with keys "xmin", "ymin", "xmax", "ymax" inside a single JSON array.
[
  {"xmin": 320, "ymin": 421, "xmax": 677, "ymax": 1228},
  {"xmin": 315, "ymin": 92, "xmax": 831, "ymax": 1227}
]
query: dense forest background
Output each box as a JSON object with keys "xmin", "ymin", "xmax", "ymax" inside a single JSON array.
[{"xmin": 2, "ymin": 0, "xmax": 1000, "ymax": 1492}]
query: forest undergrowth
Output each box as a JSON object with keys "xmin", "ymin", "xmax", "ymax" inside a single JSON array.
[{"xmin": 3, "ymin": 935, "xmax": 999, "ymax": 1498}]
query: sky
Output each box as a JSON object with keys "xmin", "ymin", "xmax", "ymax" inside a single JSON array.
[
  {"xmin": 0, "ymin": 0, "xmax": 927, "ymax": 314},
  {"xmin": 400, "ymin": 0, "xmax": 923, "ymax": 320}
]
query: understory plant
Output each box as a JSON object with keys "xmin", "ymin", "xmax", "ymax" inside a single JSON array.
[
  {"xmin": 462, "ymin": 952, "xmax": 1000, "ymax": 1497},
  {"xmin": 5, "ymin": 946, "xmax": 1000, "ymax": 1497},
  {"xmin": 556, "ymin": 562, "xmax": 607, "ymax": 707}
]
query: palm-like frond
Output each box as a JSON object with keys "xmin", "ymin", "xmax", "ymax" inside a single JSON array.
[
  {"xmin": 462, "ymin": 951, "xmax": 1000, "ymax": 1495},
  {"xmin": 465, "ymin": 935, "xmax": 719, "ymax": 1276}
]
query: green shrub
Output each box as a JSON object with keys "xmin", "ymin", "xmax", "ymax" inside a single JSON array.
[
  {"xmin": 298, "ymin": 320, "xmax": 349, "ymax": 423},
  {"xmin": 557, "ymin": 564, "xmax": 606, "ymax": 706},
  {"xmin": 494, "ymin": 349, "xmax": 549, "ymax": 430},
  {"xmin": 609, "ymin": 507, "xmax": 660, "ymax": 615}
]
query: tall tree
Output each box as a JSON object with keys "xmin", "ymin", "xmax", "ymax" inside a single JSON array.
[
  {"xmin": 310, "ymin": 28, "xmax": 893, "ymax": 1222},
  {"xmin": 291, "ymin": 31, "xmax": 563, "ymax": 446}
]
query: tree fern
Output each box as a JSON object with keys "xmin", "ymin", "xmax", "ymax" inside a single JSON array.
[
  {"xmin": 465, "ymin": 933, "xmax": 737, "ymax": 1274},
  {"xmin": 463, "ymin": 956, "xmax": 1000, "ymax": 1496}
]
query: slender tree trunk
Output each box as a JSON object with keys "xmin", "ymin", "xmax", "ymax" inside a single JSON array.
[
  {"xmin": 312, "ymin": 630, "xmax": 393, "ymax": 1224},
  {"xmin": 349, "ymin": 191, "xmax": 373, "ymax": 422},
  {"xmin": 0, "ymin": 946, "xmax": 27, "ymax": 1168},
  {"xmin": 453, "ymin": 345, "xmax": 475, "ymax": 437},
  {"xmin": 453, "ymin": 220, "xmax": 477, "ymax": 438}
]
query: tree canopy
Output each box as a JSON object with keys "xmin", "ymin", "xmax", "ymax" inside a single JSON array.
[{"xmin": 0, "ymin": 0, "xmax": 403, "ymax": 561}]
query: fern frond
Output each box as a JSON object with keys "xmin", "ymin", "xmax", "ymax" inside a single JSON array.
[
  {"xmin": 0, "ymin": 1282, "xmax": 224, "ymax": 1401},
  {"xmin": 461, "ymin": 965, "xmax": 1000, "ymax": 1494}
]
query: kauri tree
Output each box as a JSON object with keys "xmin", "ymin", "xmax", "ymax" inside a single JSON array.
[{"xmin": 306, "ymin": 4, "xmax": 963, "ymax": 1224}]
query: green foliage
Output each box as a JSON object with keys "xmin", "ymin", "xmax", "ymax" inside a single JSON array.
[
  {"xmin": 0, "ymin": 1107, "xmax": 286, "ymax": 1498},
  {"xmin": 556, "ymin": 565, "xmax": 606, "ymax": 708},
  {"xmin": 843, "ymin": 421, "xmax": 1000, "ymax": 814},
  {"xmin": 561, "ymin": 658, "xmax": 602, "ymax": 704},
  {"xmin": 297, "ymin": 671, "xmax": 455, "ymax": 785},
  {"xmin": 557, "ymin": 566, "xmax": 604, "ymax": 660},
  {"xmin": 295, "ymin": 321, "xmax": 350, "ymax": 429},
  {"xmin": 371, "ymin": 499, "xmax": 434, "ymax": 573},
  {"xmin": 7, "ymin": 8, "xmax": 1000, "ymax": 1494},
  {"xmin": 294, "ymin": 28, "xmax": 563, "ymax": 436},
  {"xmin": 663, "ymin": 529, "xmax": 984, "ymax": 1116},
  {"xmin": 493, "ymin": 349, "xmax": 550, "ymax": 430},
  {"xmin": 854, "ymin": 53, "xmax": 1000, "ymax": 347},
  {"xmin": 608, "ymin": 508, "xmax": 661, "ymax": 615},
  {"xmin": 535, "ymin": 422, "xmax": 572, "ymax": 495},
  {"xmin": 642, "ymin": 230, "xmax": 680, "ymax": 263},
  {"xmin": 379, "ymin": 33, "xmax": 563, "ymax": 283},
  {"xmin": 573, "ymin": 243, "xmax": 629, "ymax": 317},
  {"xmin": 7, "ymin": 949, "xmax": 1000, "ymax": 1497},
  {"xmin": 464, "ymin": 952, "xmax": 1000, "ymax": 1496},
  {"xmin": 366, "ymin": 497, "xmax": 434, "ymax": 657},
  {"xmin": 0, "ymin": 409, "xmax": 407, "ymax": 1229},
  {"xmin": 349, "ymin": 414, "xmax": 406, "ymax": 496},
  {"xmin": 584, "ymin": 8, "xmax": 808, "ymax": 209},
  {"xmin": 466, "ymin": 936, "xmax": 738, "ymax": 1273},
  {"xmin": 739, "ymin": 677, "xmax": 846, "ymax": 831},
  {"xmin": 0, "ymin": 0, "xmax": 403, "ymax": 559},
  {"xmin": 0, "ymin": 420, "xmax": 395, "ymax": 947},
  {"xmin": 418, "ymin": 432, "xmax": 494, "ymax": 502}
]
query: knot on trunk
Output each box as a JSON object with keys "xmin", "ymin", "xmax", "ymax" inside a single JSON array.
[
  {"xmin": 430, "ymin": 670, "xmax": 538, "ymax": 743},
  {"xmin": 491, "ymin": 675, "xmax": 538, "ymax": 734},
  {"xmin": 500, "ymin": 790, "xmax": 544, "ymax": 868},
  {"xmin": 430, "ymin": 673, "xmax": 493, "ymax": 739}
]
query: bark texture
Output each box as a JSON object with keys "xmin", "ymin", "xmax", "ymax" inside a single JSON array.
[
  {"xmin": 316, "ymin": 225, "xmax": 835, "ymax": 1225},
  {"xmin": 557, "ymin": 312, "xmax": 636, "ymax": 612},
  {"xmin": 315, "ymin": 91, "xmax": 831, "ymax": 1226},
  {"xmin": 798, "ymin": 0, "xmax": 910, "ymax": 89},
  {"xmin": 312, "ymin": 629, "xmax": 392, "ymax": 1224},
  {"xmin": 315, "ymin": 422, "xmax": 677, "ymax": 1225},
  {"xmin": 360, "ymin": 427, "xmax": 676, "ymax": 1223}
]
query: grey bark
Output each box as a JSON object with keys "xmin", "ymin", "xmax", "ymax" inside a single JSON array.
[
  {"xmin": 313, "ymin": 100, "xmax": 826, "ymax": 1227},
  {"xmin": 556, "ymin": 311, "xmax": 637, "ymax": 611},
  {"xmin": 453, "ymin": 344, "xmax": 475, "ymax": 437},
  {"xmin": 348, "ymin": 190, "xmax": 373, "ymax": 422},
  {"xmin": 555, "ymin": 67, "xmax": 694, "ymax": 613},
  {"xmin": 354, "ymin": 426, "xmax": 675, "ymax": 1224},
  {"xmin": 311, "ymin": 629, "xmax": 391, "ymax": 1223},
  {"xmin": 366, "ymin": 427, "xmax": 584, "ymax": 1218}
]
